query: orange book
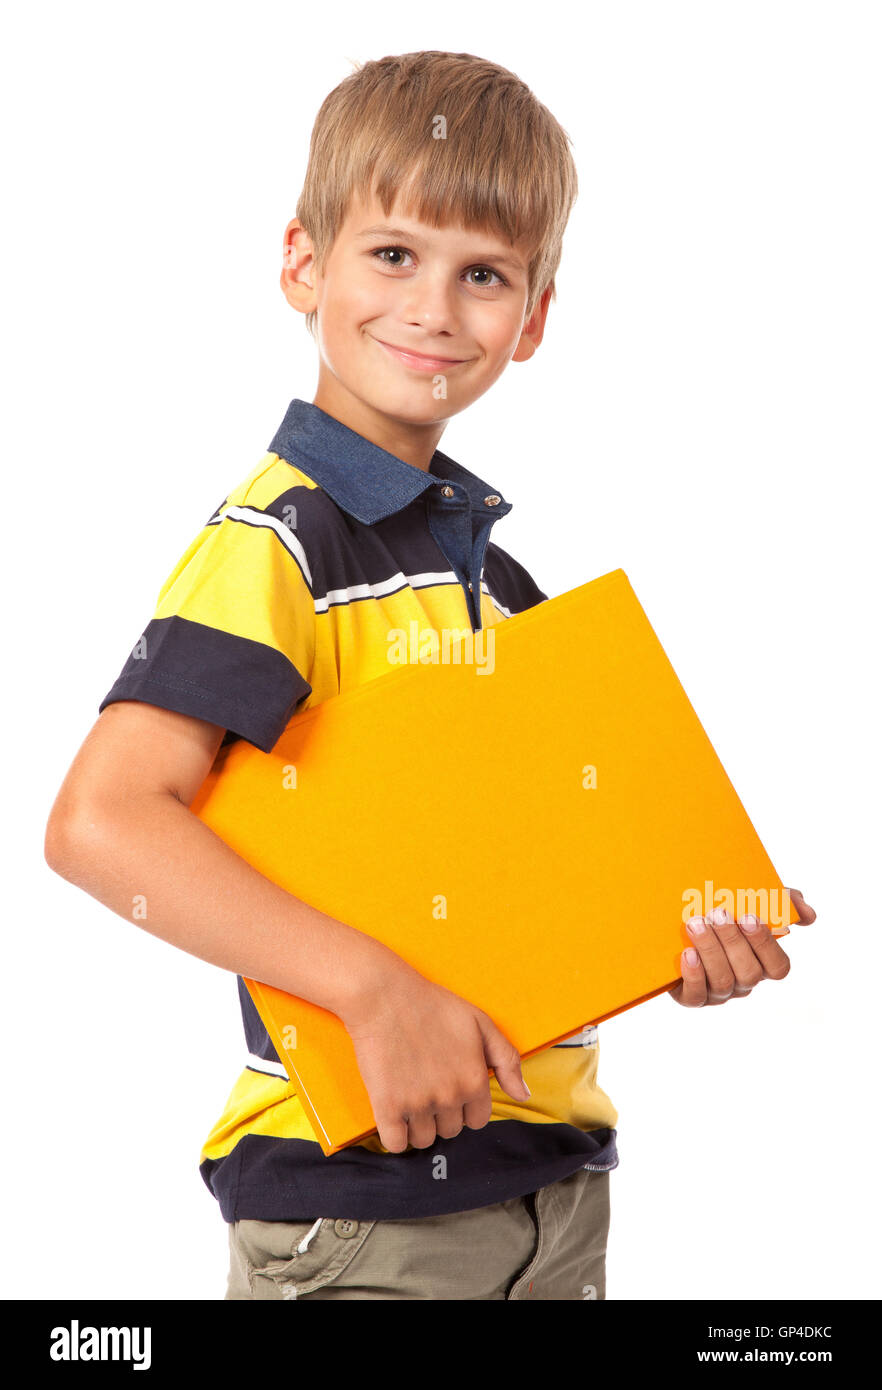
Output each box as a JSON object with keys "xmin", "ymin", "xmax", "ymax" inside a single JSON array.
[{"xmin": 189, "ymin": 569, "xmax": 799, "ymax": 1155}]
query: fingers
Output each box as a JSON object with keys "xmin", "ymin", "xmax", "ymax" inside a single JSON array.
[
  {"xmin": 376, "ymin": 1056, "xmax": 500, "ymax": 1153},
  {"xmin": 685, "ymin": 910, "xmax": 762, "ymax": 1002},
  {"xmin": 462, "ymin": 1092, "xmax": 494, "ymax": 1131},
  {"xmin": 380, "ymin": 1079, "xmax": 493, "ymax": 1152},
  {"xmin": 376, "ymin": 1115, "xmax": 410, "ymax": 1154},
  {"xmin": 736, "ymin": 911, "xmax": 791, "ymax": 981},
  {"xmin": 433, "ymin": 1104, "xmax": 467, "ymax": 1142},
  {"xmin": 670, "ymin": 945, "xmax": 710, "ymax": 1007},
  {"xmin": 669, "ymin": 942, "xmax": 751, "ymax": 1007},
  {"xmin": 474, "ymin": 1013, "xmax": 531, "ymax": 1103},
  {"xmin": 377, "ymin": 1103, "xmax": 462, "ymax": 1152},
  {"xmin": 786, "ymin": 887, "xmax": 817, "ymax": 924},
  {"xmin": 392, "ymin": 1019, "xmax": 527, "ymax": 1150},
  {"xmin": 677, "ymin": 907, "xmax": 791, "ymax": 1006},
  {"xmin": 405, "ymin": 1108, "xmax": 449, "ymax": 1150}
]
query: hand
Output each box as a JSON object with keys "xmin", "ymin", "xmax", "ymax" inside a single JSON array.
[
  {"xmin": 668, "ymin": 887, "xmax": 816, "ymax": 1007},
  {"xmin": 341, "ymin": 962, "xmax": 531, "ymax": 1154}
]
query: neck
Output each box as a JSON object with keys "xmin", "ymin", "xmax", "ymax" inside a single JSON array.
[{"xmin": 312, "ymin": 370, "xmax": 447, "ymax": 472}]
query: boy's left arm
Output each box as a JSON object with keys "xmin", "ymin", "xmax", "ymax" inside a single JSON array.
[{"xmin": 669, "ymin": 887, "xmax": 816, "ymax": 1007}]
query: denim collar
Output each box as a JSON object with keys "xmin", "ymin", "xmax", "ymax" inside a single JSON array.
[{"xmin": 267, "ymin": 398, "xmax": 512, "ymax": 526}]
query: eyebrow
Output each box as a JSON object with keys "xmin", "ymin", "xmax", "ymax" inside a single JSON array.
[{"xmin": 354, "ymin": 225, "xmax": 526, "ymax": 273}]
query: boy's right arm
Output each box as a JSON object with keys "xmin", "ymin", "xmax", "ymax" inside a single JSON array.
[{"xmin": 44, "ymin": 700, "xmax": 530, "ymax": 1153}]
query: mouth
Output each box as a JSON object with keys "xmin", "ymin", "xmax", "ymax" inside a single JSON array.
[{"xmin": 370, "ymin": 336, "xmax": 471, "ymax": 373}]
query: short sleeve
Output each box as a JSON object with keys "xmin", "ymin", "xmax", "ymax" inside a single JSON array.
[{"xmin": 98, "ymin": 488, "xmax": 315, "ymax": 753}]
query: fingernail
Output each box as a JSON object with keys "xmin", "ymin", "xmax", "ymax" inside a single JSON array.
[
  {"xmin": 711, "ymin": 907, "xmax": 730, "ymax": 926},
  {"xmin": 687, "ymin": 916, "xmax": 707, "ymax": 935},
  {"xmin": 740, "ymin": 914, "xmax": 760, "ymax": 932},
  {"xmin": 685, "ymin": 947, "xmax": 700, "ymax": 966}
]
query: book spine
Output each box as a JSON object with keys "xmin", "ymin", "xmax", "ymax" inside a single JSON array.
[{"xmin": 242, "ymin": 978, "xmax": 337, "ymax": 1157}]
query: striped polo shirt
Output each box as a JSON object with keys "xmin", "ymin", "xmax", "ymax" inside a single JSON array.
[{"xmin": 98, "ymin": 397, "xmax": 619, "ymax": 1222}]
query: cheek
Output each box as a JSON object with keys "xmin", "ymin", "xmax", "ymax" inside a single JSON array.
[
  {"xmin": 469, "ymin": 288, "xmax": 524, "ymax": 333},
  {"xmin": 320, "ymin": 278, "xmax": 387, "ymax": 355},
  {"xmin": 474, "ymin": 306, "xmax": 527, "ymax": 363}
]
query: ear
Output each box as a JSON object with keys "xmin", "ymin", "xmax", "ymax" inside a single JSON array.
[
  {"xmin": 280, "ymin": 217, "xmax": 318, "ymax": 313},
  {"xmin": 511, "ymin": 285, "xmax": 553, "ymax": 363}
]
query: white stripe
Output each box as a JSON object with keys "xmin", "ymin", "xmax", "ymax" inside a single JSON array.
[
  {"xmin": 217, "ymin": 506, "xmax": 509, "ymax": 624},
  {"xmin": 221, "ymin": 505, "xmax": 313, "ymax": 589},
  {"xmin": 217, "ymin": 505, "xmax": 517, "ymax": 626},
  {"xmin": 553, "ymin": 1026, "xmax": 599, "ymax": 1048},
  {"xmin": 314, "ymin": 569, "xmax": 460, "ymax": 613},
  {"xmin": 246, "ymin": 1052, "xmax": 289, "ymax": 1079}
]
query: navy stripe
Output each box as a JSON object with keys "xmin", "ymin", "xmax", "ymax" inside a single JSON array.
[
  {"xmin": 200, "ymin": 1123, "xmax": 618, "ymax": 1223},
  {"xmin": 264, "ymin": 485, "xmax": 450, "ymax": 598},
  {"xmin": 483, "ymin": 541, "xmax": 548, "ymax": 611},
  {"xmin": 98, "ymin": 615, "xmax": 312, "ymax": 753},
  {"xmin": 237, "ymin": 467, "xmax": 544, "ymax": 619},
  {"xmin": 238, "ymin": 976, "xmax": 277, "ymax": 1061},
  {"xmin": 261, "ymin": 481, "xmax": 546, "ymax": 619}
]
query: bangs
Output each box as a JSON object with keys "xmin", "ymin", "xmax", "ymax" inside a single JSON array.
[{"xmin": 297, "ymin": 52, "xmax": 577, "ymax": 328}]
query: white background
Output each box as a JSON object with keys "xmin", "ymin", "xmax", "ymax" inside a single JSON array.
[{"xmin": 3, "ymin": 0, "xmax": 879, "ymax": 1301}]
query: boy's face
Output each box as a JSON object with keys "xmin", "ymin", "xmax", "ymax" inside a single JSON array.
[{"xmin": 283, "ymin": 189, "xmax": 550, "ymax": 457}]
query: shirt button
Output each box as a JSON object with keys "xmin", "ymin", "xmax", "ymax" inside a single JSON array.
[
  {"xmin": 440, "ymin": 485, "xmax": 455, "ymax": 498},
  {"xmin": 483, "ymin": 494, "xmax": 501, "ymax": 506},
  {"xmin": 334, "ymin": 1219, "xmax": 359, "ymax": 1239}
]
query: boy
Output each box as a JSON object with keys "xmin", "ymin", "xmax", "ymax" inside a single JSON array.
[{"xmin": 44, "ymin": 50, "xmax": 814, "ymax": 1301}]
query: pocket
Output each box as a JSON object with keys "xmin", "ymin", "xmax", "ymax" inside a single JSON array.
[{"xmin": 235, "ymin": 1217, "xmax": 376, "ymax": 1300}]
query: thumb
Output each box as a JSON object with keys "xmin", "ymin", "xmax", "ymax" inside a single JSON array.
[
  {"xmin": 786, "ymin": 887, "xmax": 817, "ymax": 924},
  {"xmin": 475, "ymin": 1014, "xmax": 531, "ymax": 1101}
]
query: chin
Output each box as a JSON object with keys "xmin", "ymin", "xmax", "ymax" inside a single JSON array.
[
  {"xmin": 389, "ymin": 399, "xmax": 457, "ymax": 428},
  {"xmin": 359, "ymin": 383, "xmax": 457, "ymax": 426}
]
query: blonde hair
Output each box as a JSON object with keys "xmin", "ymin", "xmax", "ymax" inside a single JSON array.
[{"xmin": 296, "ymin": 51, "xmax": 578, "ymax": 336}]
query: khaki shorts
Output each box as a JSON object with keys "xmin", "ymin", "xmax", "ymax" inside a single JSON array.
[{"xmin": 224, "ymin": 1166, "xmax": 610, "ymax": 1301}]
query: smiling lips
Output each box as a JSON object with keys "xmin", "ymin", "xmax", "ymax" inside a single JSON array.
[{"xmin": 372, "ymin": 337, "xmax": 470, "ymax": 372}]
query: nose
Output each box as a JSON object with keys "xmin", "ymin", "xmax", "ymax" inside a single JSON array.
[{"xmin": 398, "ymin": 269, "xmax": 460, "ymax": 337}]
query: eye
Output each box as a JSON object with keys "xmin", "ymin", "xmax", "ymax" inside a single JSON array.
[
  {"xmin": 369, "ymin": 247, "xmax": 509, "ymax": 288},
  {"xmin": 372, "ymin": 246, "xmax": 415, "ymax": 268},
  {"xmin": 465, "ymin": 265, "xmax": 507, "ymax": 288}
]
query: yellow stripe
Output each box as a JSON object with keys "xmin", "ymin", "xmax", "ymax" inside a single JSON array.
[
  {"xmin": 238, "ymin": 455, "xmax": 320, "ymax": 510},
  {"xmin": 310, "ymin": 580, "xmax": 497, "ymax": 700},
  {"xmin": 200, "ymin": 1045, "xmax": 619, "ymax": 1163},
  {"xmin": 153, "ymin": 511, "xmax": 315, "ymax": 678}
]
